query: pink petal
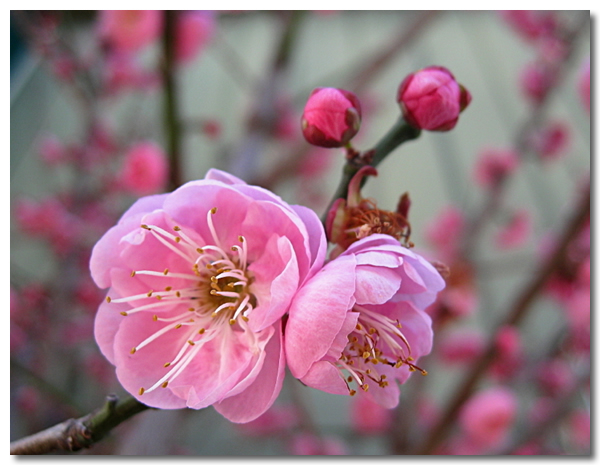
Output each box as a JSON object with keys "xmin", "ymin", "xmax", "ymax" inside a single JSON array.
[
  {"xmin": 300, "ymin": 360, "xmax": 349, "ymax": 395},
  {"xmin": 285, "ymin": 255, "xmax": 357, "ymax": 378}
]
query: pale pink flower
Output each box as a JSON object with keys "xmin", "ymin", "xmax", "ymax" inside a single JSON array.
[
  {"xmin": 175, "ymin": 11, "xmax": 216, "ymax": 64},
  {"xmin": 577, "ymin": 58, "xmax": 590, "ymax": 113},
  {"xmin": 459, "ymin": 386, "xmax": 517, "ymax": 450},
  {"xmin": 118, "ymin": 141, "xmax": 168, "ymax": 196},
  {"xmin": 285, "ymin": 234, "xmax": 444, "ymax": 408},
  {"xmin": 37, "ymin": 134, "xmax": 67, "ymax": 166},
  {"xmin": 350, "ymin": 394, "xmax": 393, "ymax": 435},
  {"xmin": 397, "ymin": 66, "xmax": 471, "ymax": 131},
  {"xmin": 535, "ymin": 359, "xmax": 574, "ymax": 396},
  {"xmin": 495, "ymin": 209, "xmax": 531, "ymax": 249},
  {"xmin": 473, "ymin": 147, "xmax": 520, "ymax": 189},
  {"xmin": 490, "ymin": 325, "xmax": 523, "ymax": 380},
  {"xmin": 98, "ymin": 10, "xmax": 163, "ymax": 53},
  {"xmin": 498, "ymin": 10, "xmax": 558, "ymax": 42},
  {"xmin": 90, "ymin": 169, "xmax": 326, "ymax": 422}
]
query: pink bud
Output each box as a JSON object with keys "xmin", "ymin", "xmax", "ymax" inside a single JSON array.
[
  {"xmin": 520, "ymin": 61, "xmax": 557, "ymax": 103},
  {"xmin": 98, "ymin": 10, "xmax": 163, "ymax": 54},
  {"xmin": 175, "ymin": 11, "xmax": 215, "ymax": 64},
  {"xmin": 397, "ymin": 66, "xmax": 471, "ymax": 131},
  {"xmin": 528, "ymin": 121, "xmax": 570, "ymax": 161},
  {"xmin": 495, "ymin": 209, "xmax": 531, "ymax": 249},
  {"xmin": 118, "ymin": 141, "xmax": 168, "ymax": 196},
  {"xmin": 473, "ymin": 147, "xmax": 519, "ymax": 189},
  {"xmin": 438, "ymin": 328, "xmax": 485, "ymax": 365},
  {"xmin": 459, "ymin": 387, "xmax": 517, "ymax": 449},
  {"xmin": 37, "ymin": 134, "xmax": 67, "ymax": 166},
  {"xmin": 301, "ymin": 87, "xmax": 362, "ymax": 148},
  {"xmin": 577, "ymin": 58, "xmax": 590, "ymax": 113}
]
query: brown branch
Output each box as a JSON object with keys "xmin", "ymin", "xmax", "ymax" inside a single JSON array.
[
  {"xmin": 10, "ymin": 394, "xmax": 151, "ymax": 455},
  {"xmin": 414, "ymin": 180, "xmax": 590, "ymax": 455}
]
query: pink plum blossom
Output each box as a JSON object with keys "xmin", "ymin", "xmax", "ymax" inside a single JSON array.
[
  {"xmin": 425, "ymin": 205, "xmax": 465, "ymax": 261},
  {"xmin": 520, "ymin": 60, "xmax": 557, "ymax": 103},
  {"xmin": 473, "ymin": 147, "xmax": 520, "ymax": 189},
  {"xmin": 397, "ymin": 66, "xmax": 471, "ymax": 131},
  {"xmin": 289, "ymin": 433, "xmax": 348, "ymax": 455},
  {"xmin": 458, "ymin": 386, "xmax": 517, "ymax": 450},
  {"xmin": 301, "ymin": 87, "xmax": 362, "ymax": 148},
  {"xmin": 350, "ymin": 394, "xmax": 393, "ymax": 435},
  {"xmin": 90, "ymin": 169, "xmax": 326, "ymax": 422},
  {"xmin": 175, "ymin": 11, "xmax": 216, "ymax": 64},
  {"xmin": 236, "ymin": 404, "xmax": 299, "ymax": 437},
  {"xmin": 528, "ymin": 121, "xmax": 570, "ymax": 161},
  {"xmin": 37, "ymin": 134, "xmax": 67, "ymax": 166},
  {"xmin": 498, "ymin": 11, "xmax": 558, "ymax": 42},
  {"xmin": 118, "ymin": 141, "xmax": 168, "ymax": 196},
  {"xmin": 568, "ymin": 409, "xmax": 590, "ymax": 451},
  {"xmin": 285, "ymin": 234, "xmax": 444, "ymax": 408},
  {"xmin": 495, "ymin": 209, "xmax": 531, "ymax": 249},
  {"xmin": 98, "ymin": 10, "xmax": 163, "ymax": 54}
]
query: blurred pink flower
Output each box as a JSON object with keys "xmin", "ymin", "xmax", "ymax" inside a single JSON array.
[
  {"xmin": 289, "ymin": 433, "xmax": 348, "ymax": 455},
  {"xmin": 577, "ymin": 58, "xmax": 590, "ymax": 113},
  {"xmin": 425, "ymin": 205, "xmax": 465, "ymax": 261},
  {"xmin": 495, "ymin": 209, "xmax": 531, "ymax": 249},
  {"xmin": 236, "ymin": 404, "xmax": 299, "ymax": 437},
  {"xmin": 438, "ymin": 328, "xmax": 485, "ymax": 365},
  {"xmin": 98, "ymin": 10, "xmax": 163, "ymax": 53},
  {"xmin": 175, "ymin": 11, "xmax": 216, "ymax": 64},
  {"xmin": 37, "ymin": 134, "xmax": 67, "ymax": 166},
  {"xmin": 490, "ymin": 325, "xmax": 523, "ymax": 380},
  {"xmin": 535, "ymin": 359, "xmax": 574, "ymax": 396},
  {"xmin": 498, "ymin": 10, "xmax": 558, "ymax": 42},
  {"xmin": 520, "ymin": 60, "xmax": 557, "ymax": 103},
  {"xmin": 118, "ymin": 141, "xmax": 168, "ymax": 196},
  {"xmin": 285, "ymin": 234, "xmax": 444, "ymax": 408},
  {"xmin": 90, "ymin": 169, "xmax": 326, "ymax": 422},
  {"xmin": 473, "ymin": 147, "xmax": 519, "ymax": 189},
  {"xmin": 397, "ymin": 66, "xmax": 471, "ymax": 131},
  {"xmin": 301, "ymin": 87, "xmax": 362, "ymax": 148},
  {"xmin": 350, "ymin": 394, "xmax": 393, "ymax": 435},
  {"xmin": 528, "ymin": 121, "xmax": 570, "ymax": 161},
  {"xmin": 459, "ymin": 386, "xmax": 517, "ymax": 450},
  {"xmin": 568, "ymin": 409, "xmax": 590, "ymax": 450}
]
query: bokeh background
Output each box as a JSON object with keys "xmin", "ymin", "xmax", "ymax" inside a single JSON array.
[{"xmin": 10, "ymin": 10, "xmax": 590, "ymax": 455}]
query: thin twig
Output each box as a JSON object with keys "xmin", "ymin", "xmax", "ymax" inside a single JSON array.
[
  {"xmin": 414, "ymin": 180, "xmax": 590, "ymax": 454},
  {"xmin": 10, "ymin": 395, "xmax": 151, "ymax": 455}
]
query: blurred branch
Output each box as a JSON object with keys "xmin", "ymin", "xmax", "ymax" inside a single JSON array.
[
  {"xmin": 414, "ymin": 180, "xmax": 590, "ymax": 454},
  {"xmin": 162, "ymin": 10, "xmax": 183, "ymax": 189},
  {"xmin": 10, "ymin": 394, "xmax": 151, "ymax": 455}
]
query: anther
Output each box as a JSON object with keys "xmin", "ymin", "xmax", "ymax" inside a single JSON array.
[
  {"xmin": 175, "ymin": 291, "xmax": 181, "ymax": 297},
  {"xmin": 175, "ymin": 237, "xmax": 181, "ymax": 243},
  {"xmin": 362, "ymin": 384, "xmax": 370, "ymax": 392},
  {"xmin": 175, "ymin": 324, "xmax": 182, "ymax": 329},
  {"xmin": 130, "ymin": 347, "xmax": 137, "ymax": 354},
  {"xmin": 198, "ymin": 328, "xmax": 205, "ymax": 334},
  {"xmin": 229, "ymin": 319, "xmax": 236, "ymax": 325},
  {"xmin": 153, "ymin": 315, "xmax": 158, "ymax": 321},
  {"xmin": 147, "ymin": 290, "xmax": 153, "ymax": 297},
  {"xmin": 164, "ymin": 362, "xmax": 171, "ymax": 367},
  {"xmin": 165, "ymin": 286, "xmax": 172, "ymax": 291},
  {"xmin": 188, "ymin": 307, "xmax": 195, "ymax": 312},
  {"xmin": 139, "ymin": 387, "xmax": 145, "ymax": 395},
  {"xmin": 349, "ymin": 390, "xmax": 357, "ymax": 396},
  {"xmin": 187, "ymin": 340, "xmax": 195, "ymax": 346},
  {"xmin": 120, "ymin": 312, "xmax": 128, "ymax": 316},
  {"xmin": 141, "ymin": 224, "xmax": 150, "ymax": 230},
  {"xmin": 161, "ymin": 381, "xmax": 169, "ymax": 388},
  {"xmin": 106, "ymin": 296, "xmax": 112, "ymax": 303},
  {"xmin": 173, "ymin": 226, "xmax": 181, "ymax": 231},
  {"xmin": 163, "ymin": 268, "xmax": 169, "ymax": 275},
  {"xmin": 210, "ymin": 207, "xmax": 217, "ymax": 214},
  {"xmin": 130, "ymin": 271, "xmax": 136, "ymax": 277}
]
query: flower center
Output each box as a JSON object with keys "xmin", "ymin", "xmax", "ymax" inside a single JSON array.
[
  {"xmin": 337, "ymin": 305, "xmax": 427, "ymax": 396},
  {"xmin": 104, "ymin": 207, "xmax": 257, "ymax": 395}
]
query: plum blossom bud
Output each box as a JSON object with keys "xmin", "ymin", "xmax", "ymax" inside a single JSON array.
[
  {"xmin": 473, "ymin": 147, "xmax": 519, "ymax": 189},
  {"xmin": 520, "ymin": 61, "xmax": 557, "ymax": 103},
  {"xmin": 397, "ymin": 66, "xmax": 471, "ymax": 131},
  {"xmin": 301, "ymin": 87, "xmax": 362, "ymax": 148},
  {"xmin": 118, "ymin": 141, "xmax": 168, "ymax": 196}
]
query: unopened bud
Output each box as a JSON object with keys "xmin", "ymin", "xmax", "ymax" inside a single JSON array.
[
  {"xmin": 301, "ymin": 87, "xmax": 362, "ymax": 148},
  {"xmin": 397, "ymin": 66, "xmax": 471, "ymax": 131}
]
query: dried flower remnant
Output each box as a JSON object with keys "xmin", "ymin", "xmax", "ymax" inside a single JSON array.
[
  {"xmin": 327, "ymin": 167, "xmax": 412, "ymax": 256},
  {"xmin": 91, "ymin": 169, "xmax": 326, "ymax": 422}
]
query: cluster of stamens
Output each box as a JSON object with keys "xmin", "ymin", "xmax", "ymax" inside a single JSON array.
[
  {"xmin": 105, "ymin": 207, "xmax": 256, "ymax": 396},
  {"xmin": 338, "ymin": 305, "xmax": 426, "ymax": 396}
]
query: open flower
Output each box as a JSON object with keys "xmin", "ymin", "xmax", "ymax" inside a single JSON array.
[
  {"xmin": 284, "ymin": 234, "xmax": 444, "ymax": 408},
  {"xmin": 90, "ymin": 169, "xmax": 326, "ymax": 422}
]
